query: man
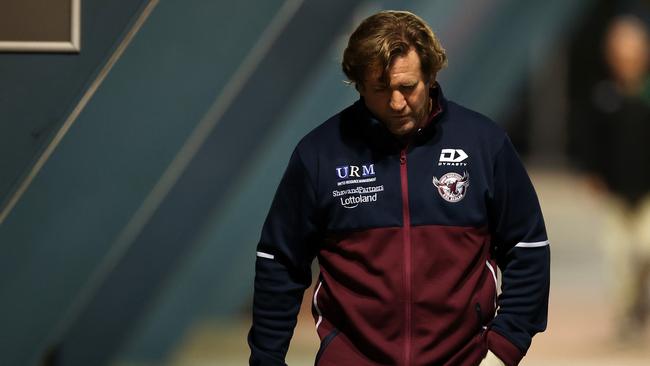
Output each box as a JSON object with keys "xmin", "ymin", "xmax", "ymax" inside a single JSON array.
[
  {"xmin": 249, "ymin": 10, "xmax": 550, "ymax": 366},
  {"xmin": 575, "ymin": 15, "xmax": 650, "ymax": 341}
]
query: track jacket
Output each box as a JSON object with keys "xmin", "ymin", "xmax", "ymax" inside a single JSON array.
[{"xmin": 249, "ymin": 85, "xmax": 550, "ymax": 366}]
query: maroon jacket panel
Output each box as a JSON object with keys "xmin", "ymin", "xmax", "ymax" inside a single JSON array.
[{"xmin": 312, "ymin": 225, "xmax": 495, "ymax": 365}]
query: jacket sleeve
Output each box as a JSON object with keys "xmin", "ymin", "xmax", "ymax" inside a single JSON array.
[
  {"xmin": 248, "ymin": 147, "xmax": 320, "ymax": 365},
  {"xmin": 486, "ymin": 136, "xmax": 550, "ymax": 366}
]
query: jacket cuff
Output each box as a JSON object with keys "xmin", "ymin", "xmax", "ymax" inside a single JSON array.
[{"xmin": 486, "ymin": 330, "xmax": 525, "ymax": 366}]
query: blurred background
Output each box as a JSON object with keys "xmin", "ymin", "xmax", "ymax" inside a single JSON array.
[{"xmin": 1, "ymin": 0, "xmax": 650, "ymax": 365}]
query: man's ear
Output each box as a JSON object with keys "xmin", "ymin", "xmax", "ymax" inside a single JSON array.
[{"xmin": 428, "ymin": 73, "xmax": 437, "ymax": 88}]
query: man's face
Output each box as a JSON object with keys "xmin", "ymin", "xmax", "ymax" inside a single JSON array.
[
  {"xmin": 605, "ymin": 19, "xmax": 649, "ymax": 86},
  {"xmin": 359, "ymin": 49, "xmax": 432, "ymax": 136}
]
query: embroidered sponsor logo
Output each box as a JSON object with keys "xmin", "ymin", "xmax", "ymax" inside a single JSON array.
[
  {"xmin": 339, "ymin": 193, "xmax": 378, "ymax": 209},
  {"xmin": 433, "ymin": 171, "xmax": 469, "ymax": 202},
  {"xmin": 438, "ymin": 149, "xmax": 468, "ymax": 166},
  {"xmin": 336, "ymin": 164, "xmax": 376, "ymax": 186},
  {"xmin": 332, "ymin": 185, "xmax": 384, "ymax": 209},
  {"xmin": 332, "ymin": 185, "xmax": 384, "ymax": 197}
]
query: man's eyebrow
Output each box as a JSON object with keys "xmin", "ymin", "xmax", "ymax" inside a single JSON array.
[{"xmin": 390, "ymin": 80, "xmax": 417, "ymax": 87}]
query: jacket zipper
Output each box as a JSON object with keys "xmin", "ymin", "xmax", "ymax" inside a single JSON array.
[{"xmin": 400, "ymin": 148, "xmax": 412, "ymax": 365}]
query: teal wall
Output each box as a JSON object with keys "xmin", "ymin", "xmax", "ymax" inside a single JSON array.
[
  {"xmin": 0, "ymin": 0, "xmax": 288, "ymax": 364},
  {"xmin": 0, "ymin": 0, "xmax": 150, "ymax": 209}
]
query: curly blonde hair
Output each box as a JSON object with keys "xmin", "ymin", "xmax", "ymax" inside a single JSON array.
[{"xmin": 342, "ymin": 10, "xmax": 447, "ymax": 86}]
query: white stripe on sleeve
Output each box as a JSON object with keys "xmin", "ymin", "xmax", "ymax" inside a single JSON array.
[
  {"xmin": 256, "ymin": 251, "xmax": 275, "ymax": 259},
  {"xmin": 515, "ymin": 240, "xmax": 549, "ymax": 248}
]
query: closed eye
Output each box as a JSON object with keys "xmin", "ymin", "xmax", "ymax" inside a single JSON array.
[{"xmin": 400, "ymin": 84, "xmax": 416, "ymax": 92}]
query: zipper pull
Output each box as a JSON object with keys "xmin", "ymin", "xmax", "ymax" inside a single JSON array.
[
  {"xmin": 475, "ymin": 303, "xmax": 483, "ymax": 329},
  {"xmin": 475, "ymin": 302, "xmax": 488, "ymax": 332}
]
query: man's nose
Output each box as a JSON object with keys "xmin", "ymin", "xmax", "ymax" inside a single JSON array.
[{"xmin": 389, "ymin": 91, "xmax": 406, "ymax": 111}]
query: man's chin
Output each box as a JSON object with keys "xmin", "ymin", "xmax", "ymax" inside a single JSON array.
[{"xmin": 388, "ymin": 122, "xmax": 416, "ymax": 136}]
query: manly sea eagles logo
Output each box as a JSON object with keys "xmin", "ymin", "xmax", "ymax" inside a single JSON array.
[{"xmin": 432, "ymin": 171, "xmax": 469, "ymax": 202}]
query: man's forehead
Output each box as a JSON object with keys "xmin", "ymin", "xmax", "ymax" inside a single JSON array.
[{"xmin": 363, "ymin": 63, "xmax": 422, "ymax": 86}]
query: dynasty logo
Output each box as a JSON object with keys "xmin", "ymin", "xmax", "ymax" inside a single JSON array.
[
  {"xmin": 432, "ymin": 171, "xmax": 469, "ymax": 202},
  {"xmin": 438, "ymin": 149, "xmax": 468, "ymax": 166}
]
